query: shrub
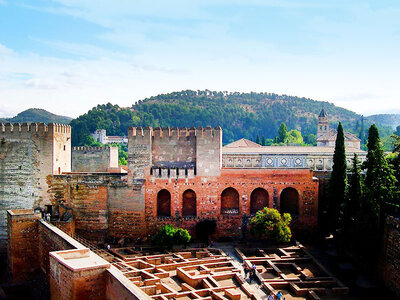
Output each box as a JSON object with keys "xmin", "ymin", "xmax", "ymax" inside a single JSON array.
[
  {"xmin": 152, "ymin": 224, "xmax": 191, "ymax": 249},
  {"xmin": 250, "ymin": 208, "xmax": 292, "ymax": 243},
  {"xmin": 195, "ymin": 219, "xmax": 217, "ymax": 243}
]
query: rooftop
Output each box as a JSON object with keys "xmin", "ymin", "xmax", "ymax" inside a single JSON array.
[
  {"xmin": 50, "ymin": 248, "xmax": 110, "ymax": 271},
  {"xmin": 222, "ymin": 145, "xmax": 365, "ymax": 154}
]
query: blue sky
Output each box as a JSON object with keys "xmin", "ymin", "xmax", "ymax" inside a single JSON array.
[{"xmin": 0, "ymin": 0, "xmax": 400, "ymax": 118}]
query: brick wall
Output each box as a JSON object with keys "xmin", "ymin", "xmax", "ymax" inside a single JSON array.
[
  {"xmin": 45, "ymin": 168, "xmax": 318, "ymax": 242},
  {"xmin": 7, "ymin": 210, "xmax": 41, "ymax": 281},
  {"xmin": 145, "ymin": 168, "xmax": 319, "ymax": 239},
  {"xmin": 380, "ymin": 215, "xmax": 400, "ymax": 298},
  {"xmin": 49, "ymin": 253, "xmax": 107, "ymax": 300}
]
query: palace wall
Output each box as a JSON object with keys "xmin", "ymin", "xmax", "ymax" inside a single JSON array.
[
  {"xmin": 45, "ymin": 168, "xmax": 318, "ymax": 243},
  {"xmin": 72, "ymin": 146, "xmax": 118, "ymax": 173},
  {"xmin": 0, "ymin": 123, "xmax": 70, "ymax": 247}
]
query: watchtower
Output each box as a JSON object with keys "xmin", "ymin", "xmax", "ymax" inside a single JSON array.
[{"xmin": 317, "ymin": 109, "xmax": 329, "ymax": 138}]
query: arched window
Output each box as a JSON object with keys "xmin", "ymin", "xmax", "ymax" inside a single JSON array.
[
  {"xmin": 157, "ymin": 189, "xmax": 171, "ymax": 217},
  {"xmin": 221, "ymin": 187, "xmax": 239, "ymax": 215},
  {"xmin": 280, "ymin": 187, "xmax": 299, "ymax": 217},
  {"xmin": 250, "ymin": 188, "xmax": 269, "ymax": 215},
  {"xmin": 182, "ymin": 189, "xmax": 196, "ymax": 216}
]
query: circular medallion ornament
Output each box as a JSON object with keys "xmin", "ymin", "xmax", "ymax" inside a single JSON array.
[
  {"xmin": 267, "ymin": 158, "xmax": 273, "ymax": 165},
  {"xmin": 281, "ymin": 158, "xmax": 287, "ymax": 165},
  {"xmin": 295, "ymin": 158, "xmax": 301, "ymax": 165}
]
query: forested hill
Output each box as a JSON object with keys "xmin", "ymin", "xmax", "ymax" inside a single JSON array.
[
  {"xmin": 4, "ymin": 108, "xmax": 72, "ymax": 124},
  {"xmin": 366, "ymin": 114, "xmax": 400, "ymax": 130},
  {"xmin": 71, "ymin": 90, "xmax": 365, "ymax": 146}
]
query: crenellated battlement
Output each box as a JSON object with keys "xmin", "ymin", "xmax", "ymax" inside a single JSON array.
[
  {"xmin": 0, "ymin": 122, "xmax": 71, "ymax": 134},
  {"xmin": 128, "ymin": 126, "xmax": 222, "ymax": 139},
  {"xmin": 72, "ymin": 146, "xmax": 106, "ymax": 152}
]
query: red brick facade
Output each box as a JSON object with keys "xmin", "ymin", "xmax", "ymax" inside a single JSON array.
[{"xmin": 144, "ymin": 168, "xmax": 318, "ymax": 238}]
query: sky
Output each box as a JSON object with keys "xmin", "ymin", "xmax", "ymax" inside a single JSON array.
[{"xmin": 0, "ymin": 0, "xmax": 400, "ymax": 118}]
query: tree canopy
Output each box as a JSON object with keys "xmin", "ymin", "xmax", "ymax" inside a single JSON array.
[{"xmin": 250, "ymin": 208, "xmax": 292, "ymax": 243}]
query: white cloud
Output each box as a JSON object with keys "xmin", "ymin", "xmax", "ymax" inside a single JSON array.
[{"xmin": 1, "ymin": 1, "xmax": 400, "ymax": 119}]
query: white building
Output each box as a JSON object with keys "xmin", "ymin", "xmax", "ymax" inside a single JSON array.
[{"xmin": 91, "ymin": 129, "xmax": 128, "ymax": 144}]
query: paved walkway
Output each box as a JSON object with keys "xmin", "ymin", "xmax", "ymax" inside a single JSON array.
[{"xmin": 216, "ymin": 243, "xmax": 267, "ymax": 300}]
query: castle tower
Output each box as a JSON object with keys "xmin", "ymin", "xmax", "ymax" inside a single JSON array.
[{"xmin": 317, "ymin": 109, "xmax": 329, "ymax": 138}]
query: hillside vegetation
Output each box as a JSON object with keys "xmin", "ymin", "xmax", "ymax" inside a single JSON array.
[
  {"xmin": 3, "ymin": 108, "xmax": 72, "ymax": 124},
  {"xmin": 366, "ymin": 114, "xmax": 400, "ymax": 129},
  {"xmin": 70, "ymin": 90, "xmax": 365, "ymax": 146}
]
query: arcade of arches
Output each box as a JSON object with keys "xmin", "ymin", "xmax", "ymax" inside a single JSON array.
[{"xmin": 155, "ymin": 187, "xmax": 299, "ymax": 217}]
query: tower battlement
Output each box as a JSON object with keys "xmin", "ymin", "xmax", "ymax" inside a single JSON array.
[
  {"xmin": 72, "ymin": 146, "xmax": 106, "ymax": 151},
  {"xmin": 0, "ymin": 123, "xmax": 71, "ymax": 135},
  {"xmin": 128, "ymin": 126, "xmax": 222, "ymax": 139}
]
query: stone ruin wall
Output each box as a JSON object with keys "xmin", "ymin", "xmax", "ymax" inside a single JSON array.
[{"xmin": 0, "ymin": 123, "xmax": 71, "ymax": 247}]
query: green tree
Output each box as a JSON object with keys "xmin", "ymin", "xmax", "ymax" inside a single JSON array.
[
  {"xmin": 304, "ymin": 133, "xmax": 317, "ymax": 146},
  {"xmin": 255, "ymin": 135, "xmax": 260, "ymax": 145},
  {"xmin": 328, "ymin": 122, "xmax": 347, "ymax": 235},
  {"xmin": 395, "ymin": 125, "xmax": 400, "ymax": 136},
  {"xmin": 152, "ymin": 224, "xmax": 191, "ymax": 250},
  {"xmin": 361, "ymin": 124, "xmax": 397, "ymax": 256},
  {"xmin": 277, "ymin": 122, "xmax": 288, "ymax": 143},
  {"xmin": 250, "ymin": 208, "xmax": 292, "ymax": 243},
  {"xmin": 343, "ymin": 154, "xmax": 362, "ymax": 242},
  {"xmin": 261, "ymin": 136, "xmax": 266, "ymax": 146},
  {"xmin": 286, "ymin": 129, "xmax": 303, "ymax": 145},
  {"xmin": 84, "ymin": 135, "xmax": 102, "ymax": 147},
  {"xmin": 174, "ymin": 228, "xmax": 191, "ymax": 247}
]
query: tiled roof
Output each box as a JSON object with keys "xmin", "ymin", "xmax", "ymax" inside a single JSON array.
[
  {"xmin": 317, "ymin": 129, "xmax": 360, "ymax": 142},
  {"xmin": 319, "ymin": 109, "xmax": 327, "ymax": 118},
  {"xmin": 224, "ymin": 138, "xmax": 262, "ymax": 148},
  {"xmin": 222, "ymin": 145, "xmax": 365, "ymax": 154}
]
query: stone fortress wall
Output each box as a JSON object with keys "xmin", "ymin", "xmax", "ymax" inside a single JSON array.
[
  {"xmin": 72, "ymin": 146, "xmax": 119, "ymax": 173},
  {"xmin": 0, "ymin": 123, "xmax": 71, "ymax": 246}
]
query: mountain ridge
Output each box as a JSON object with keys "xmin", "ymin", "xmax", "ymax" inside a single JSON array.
[{"xmin": 2, "ymin": 108, "xmax": 72, "ymax": 124}]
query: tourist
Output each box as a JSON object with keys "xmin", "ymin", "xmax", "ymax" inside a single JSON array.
[
  {"xmin": 249, "ymin": 268, "xmax": 256, "ymax": 283},
  {"xmin": 243, "ymin": 263, "xmax": 249, "ymax": 278},
  {"xmin": 267, "ymin": 294, "xmax": 274, "ymax": 300},
  {"xmin": 106, "ymin": 244, "xmax": 111, "ymax": 252},
  {"xmin": 276, "ymin": 291, "xmax": 283, "ymax": 299}
]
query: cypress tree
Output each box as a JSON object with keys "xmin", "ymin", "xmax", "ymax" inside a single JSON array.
[
  {"xmin": 343, "ymin": 153, "xmax": 362, "ymax": 242},
  {"xmin": 328, "ymin": 122, "xmax": 347, "ymax": 235},
  {"xmin": 255, "ymin": 135, "xmax": 260, "ymax": 145},
  {"xmin": 361, "ymin": 124, "xmax": 397, "ymax": 256},
  {"xmin": 278, "ymin": 122, "xmax": 288, "ymax": 143},
  {"xmin": 261, "ymin": 136, "xmax": 266, "ymax": 146}
]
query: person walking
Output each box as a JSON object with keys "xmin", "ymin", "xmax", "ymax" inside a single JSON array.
[
  {"xmin": 243, "ymin": 263, "xmax": 249, "ymax": 279},
  {"xmin": 267, "ymin": 294, "xmax": 274, "ymax": 300}
]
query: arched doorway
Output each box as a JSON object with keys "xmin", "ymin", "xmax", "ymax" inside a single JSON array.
[
  {"xmin": 250, "ymin": 188, "xmax": 269, "ymax": 215},
  {"xmin": 157, "ymin": 189, "xmax": 171, "ymax": 217},
  {"xmin": 221, "ymin": 187, "xmax": 239, "ymax": 215},
  {"xmin": 280, "ymin": 187, "xmax": 299, "ymax": 216},
  {"xmin": 182, "ymin": 189, "xmax": 196, "ymax": 216}
]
